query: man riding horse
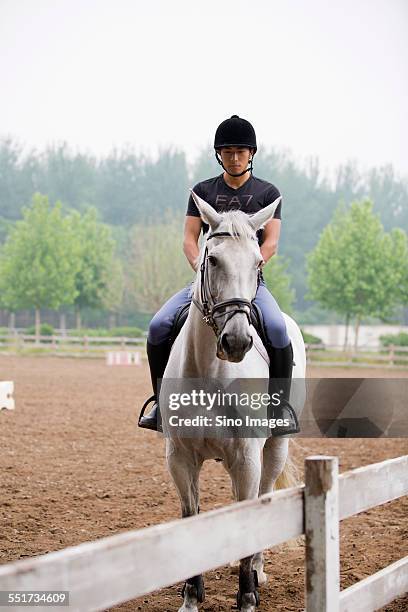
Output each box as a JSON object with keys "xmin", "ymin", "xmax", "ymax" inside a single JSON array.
[{"xmin": 138, "ymin": 114, "xmax": 298, "ymax": 434}]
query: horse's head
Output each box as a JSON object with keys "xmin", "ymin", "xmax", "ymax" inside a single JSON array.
[{"xmin": 190, "ymin": 190, "xmax": 281, "ymax": 362}]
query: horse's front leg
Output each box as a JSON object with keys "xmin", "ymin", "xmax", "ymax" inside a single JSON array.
[
  {"xmin": 226, "ymin": 448, "xmax": 262, "ymax": 612},
  {"xmin": 166, "ymin": 442, "xmax": 204, "ymax": 612}
]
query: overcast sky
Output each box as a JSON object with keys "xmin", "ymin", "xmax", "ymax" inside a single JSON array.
[{"xmin": 1, "ymin": 0, "xmax": 407, "ymax": 178}]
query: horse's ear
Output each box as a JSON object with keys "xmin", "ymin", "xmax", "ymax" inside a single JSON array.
[
  {"xmin": 190, "ymin": 190, "xmax": 222, "ymax": 230},
  {"xmin": 248, "ymin": 196, "xmax": 282, "ymax": 232}
]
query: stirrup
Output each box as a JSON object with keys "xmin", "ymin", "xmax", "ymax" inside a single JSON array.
[
  {"xmin": 139, "ymin": 395, "xmax": 156, "ymax": 420},
  {"xmin": 138, "ymin": 395, "xmax": 162, "ymax": 432},
  {"xmin": 272, "ymin": 398, "xmax": 299, "ymax": 436}
]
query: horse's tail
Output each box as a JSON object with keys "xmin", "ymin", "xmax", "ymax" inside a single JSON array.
[
  {"xmin": 274, "ymin": 443, "xmax": 298, "ymax": 490},
  {"xmin": 274, "ymin": 442, "xmax": 302, "ymax": 549}
]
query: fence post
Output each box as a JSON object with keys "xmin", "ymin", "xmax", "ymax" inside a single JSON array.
[
  {"xmin": 305, "ymin": 456, "xmax": 340, "ymax": 612},
  {"xmin": 389, "ymin": 344, "xmax": 395, "ymax": 367}
]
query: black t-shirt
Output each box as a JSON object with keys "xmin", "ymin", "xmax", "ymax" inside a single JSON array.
[{"xmin": 186, "ymin": 173, "xmax": 282, "ymax": 245}]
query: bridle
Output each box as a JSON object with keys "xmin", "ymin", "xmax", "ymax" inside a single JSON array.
[{"xmin": 192, "ymin": 231, "xmax": 261, "ymax": 339}]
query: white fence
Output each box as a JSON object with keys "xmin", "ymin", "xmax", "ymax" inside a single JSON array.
[
  {"xmin": 0, "ymin": 381, "xmax": 14, "ymax": 410},
  {"xmin": 302, "ymin": 324, "xmax": 408, "ymax": 349},
  {"xmin": 0, "ymin": 455, "xmax": 407, "ymax": 611},
  {"xmin": 305, "ymin": 344, "xmax": 408, "ymax": 368},
  {"xmin": 1, "ymin": 334, "xmax": 408, "ymax": 369},
  {"xmin": 0, "ymin": 333, "xmax": 145, "ymax": 356}
]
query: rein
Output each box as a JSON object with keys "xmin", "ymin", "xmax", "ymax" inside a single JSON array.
[{"xmin": 192, "ymin": 231, "xmax": 261, "ymax": 338}]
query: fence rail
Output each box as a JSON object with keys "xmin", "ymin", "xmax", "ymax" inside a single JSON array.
[
  {"xmin": 0, "ymin": 455, "xmax": 406, "ymax": 611},
  {"xmin": 339, "ymin": 556, "xmax": 408, "ymax": 612},
  {"xmin": 0, "ymin": 333, "xmax": 146, "ymax": 354},
  {"xmin": 1, "ymin": 333, "xmax": 408, "ymax": 367},
  {"xmin": 305, "ymin": 343, "xmax": 408, "ymax": 368}
]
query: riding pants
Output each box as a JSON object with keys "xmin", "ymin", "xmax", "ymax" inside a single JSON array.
[{"xmin": 147, "ymin": 280, "xmax": 290, "ymax": 349}]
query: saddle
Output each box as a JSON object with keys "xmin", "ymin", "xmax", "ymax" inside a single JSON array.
[{"xmin": 169, "ymin": 302, "xmax": 269, "ymax": 350}]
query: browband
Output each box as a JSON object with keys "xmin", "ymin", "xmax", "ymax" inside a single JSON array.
[{"xmin": 207, "ymin": 231, "xmax": 256, "ymax": 241}]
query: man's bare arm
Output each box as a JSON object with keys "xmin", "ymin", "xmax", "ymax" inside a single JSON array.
[
  {"xmin": 183, "ymin": 216, "xmax": 202, "ymax": 271},
  {"xmin": 260, "ymin": 218, "xmax": 281, "ymax": 264}
]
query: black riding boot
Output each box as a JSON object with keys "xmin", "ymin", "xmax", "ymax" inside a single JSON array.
[
  {"xmin": 266, "ymin": 342, "xmax": 299, "ymax": 436},
  {"xmin": 138, "ymin": 340, "xmax": 171, "ymax": 432}
]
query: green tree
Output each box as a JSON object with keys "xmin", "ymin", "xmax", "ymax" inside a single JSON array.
[
  {"xmin": 0, "ymin": 217, "xmax": 13, "ymax": 245},
  {"xmin": 95, "ymin": 147, "xmax": 189, "ymax": 225},
  {"xmin": 0, "ymin": 138, "xmax": 42, "ymax": 220},
  {"xmin": 103, "ymin": 257, "xmax": 125, "ymax": 327},
  {"xmin": 366, "ymin": 165, "xmax": 408, "ymax": 231},
  {"xmin": 385, "ymin": 226, "xmax": 408, "ymax": 312},
  {"xmin": 141, "ymin": 149, "xmax": 189, "ymax": 221},
  {"xmin": 0, "ymin": 193, "xmax": 81, "ymax": 336},
  {"xmin": 262, "ymin": 255, "xmax": 295, "ymax": 314},
  {"xmin": 95, "ymin": 147, "xmax": 144, "ymax": 226},
  {"xmin": 128, "ymin": 217, "xmax": 193, "ymax": 313},
  {"xmin": 191, "ymin": 146, "xmax": 219, "ymax": 184},
  {"xmin": 307, "ymin": 200, "xmax": 408, "ymax": 348},
  {"xmin": 67, "ymin": 208, "xmax": 118, "ymax": 328},
  {"xmin": 39, "ymin": 143, "xmax": 97, "ymax": 213}
]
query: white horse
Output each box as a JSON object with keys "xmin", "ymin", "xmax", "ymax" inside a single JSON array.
[{"xmin": 160, "ymin": 192, "xmax": 306, "ymax": 612}]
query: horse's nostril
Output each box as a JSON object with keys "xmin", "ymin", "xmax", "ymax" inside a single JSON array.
[
  {"xmin": 221, "ymin": 334, "xmax": 230, "ymax": 352},
  {"xmin": 221, "ymin": 334, "xmax": 252, "ymax": 354}
]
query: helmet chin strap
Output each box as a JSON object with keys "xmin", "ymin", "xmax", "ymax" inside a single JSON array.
[{"xmin": 215, "ymin": 152, "xmax": 254, "ymax": 177}]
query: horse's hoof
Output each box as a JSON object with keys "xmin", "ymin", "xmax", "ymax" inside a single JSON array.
[
  {"xmin": 179, "ymin": 576, "xmax": 204, "ymax": 611},
  {"xmin": 237, "ymin": 590, "xmax": 260, "ymax": 611}
]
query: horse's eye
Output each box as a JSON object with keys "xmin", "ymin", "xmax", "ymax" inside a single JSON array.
[{"xmin": 208, "ymin": 255, "xmax": 217, "ymax": 266}]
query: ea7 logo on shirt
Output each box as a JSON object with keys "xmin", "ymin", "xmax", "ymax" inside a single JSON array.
[{"xmin": 215, "ymin": 194, "xmax": 253, "ymax": 210}]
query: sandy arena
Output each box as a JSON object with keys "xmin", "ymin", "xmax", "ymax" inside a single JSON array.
[{"xmin": 0, "ymin": 355, "xmax": 407, "ymax": 611}]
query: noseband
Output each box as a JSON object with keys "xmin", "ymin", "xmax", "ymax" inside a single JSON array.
[{"xmin": 192, "ymin": 231, "xmax": 261, "ymax": 338}]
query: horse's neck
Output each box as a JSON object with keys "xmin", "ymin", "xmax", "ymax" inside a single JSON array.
[{"xmin": 181, "ymin": 300, "xmax": 218, "ymax": 377}]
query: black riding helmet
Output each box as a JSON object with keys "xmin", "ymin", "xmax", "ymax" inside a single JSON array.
[{"xmin": 214, "ymin": 114, "xmax": 257, "ymax": 177}]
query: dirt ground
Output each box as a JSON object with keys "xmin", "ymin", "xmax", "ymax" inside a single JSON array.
[{"xmin": 0, "ymin": 355, "xmax": 407, "ymax": 612}]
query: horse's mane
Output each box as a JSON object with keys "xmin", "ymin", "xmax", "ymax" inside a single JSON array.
[{"xmin": 221, "ymin": 209, "xmax": 257, "ymax": 241}]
